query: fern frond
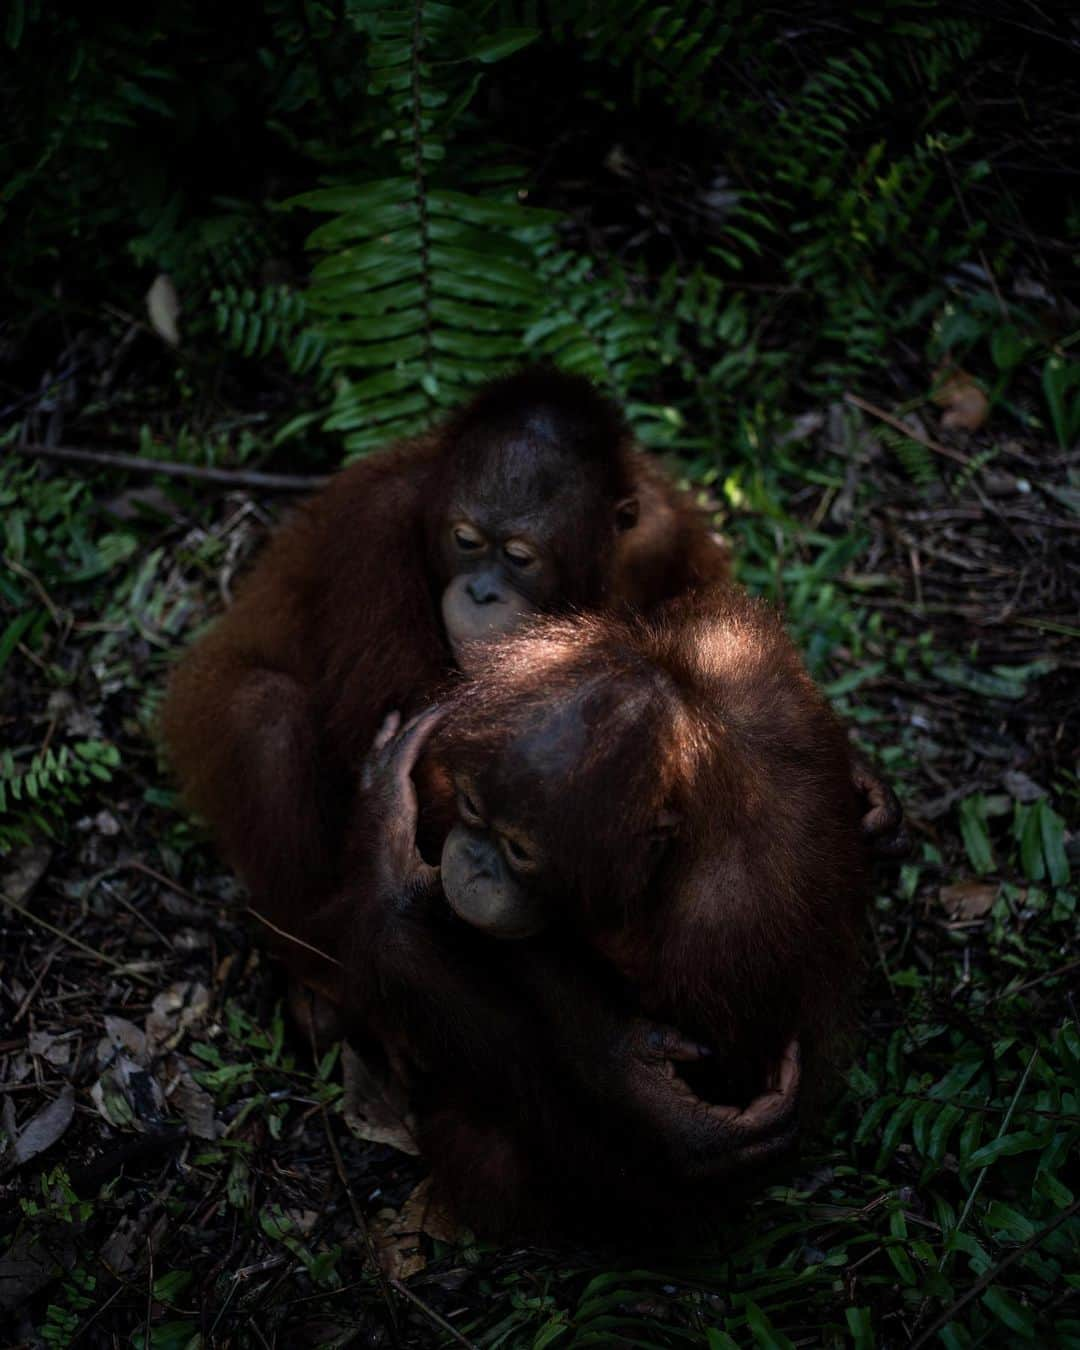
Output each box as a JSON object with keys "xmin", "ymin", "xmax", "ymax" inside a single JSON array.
[
  {"xmin": 541, "ymin": 0, "xmax": 763, "ymax": 121},
  {"xmin": 292, "ymin": 2, "xmax": 558, "ymax": 455},
  {"xmin": 877, "ymin": 426, "xmax": 939, "ymax": 486},
  {"xmin": 212, "ymin": 284, "xmax": 325, "ymax": 374},
  {"xmin": 0, "ymin": 740, "xmax": 121, "ymax": 853}
]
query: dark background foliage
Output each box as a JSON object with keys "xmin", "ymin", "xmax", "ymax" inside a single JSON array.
[{"xmin": 0, "ymin": 3, "xmax": 1077, "ymax": 1346}]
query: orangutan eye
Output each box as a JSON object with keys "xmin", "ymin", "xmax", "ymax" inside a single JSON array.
[
  {"xmin": 500, "ymin": 834, "xmax": 537, "ymax": 869},
  {"xmin": 503, "ymin": 541, "xmax": 537, "ymax": 569},
  {"xmin": 453, "ymin": 524, "xmax": 484, "ymax": 552}
]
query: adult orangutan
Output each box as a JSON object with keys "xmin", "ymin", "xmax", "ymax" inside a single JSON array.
[{"xmin": 340, "ymin": 585, "xmax": 871, "ymax": 1235}]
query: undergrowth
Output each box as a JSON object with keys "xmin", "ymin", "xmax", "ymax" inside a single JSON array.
[{"xmin": 1, "ymin": 2, "xmax": 1078, "ymax": 1347}]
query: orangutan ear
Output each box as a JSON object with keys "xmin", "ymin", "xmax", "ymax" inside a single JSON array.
[{"xmin": 614, "ymin": 495, "xmax": 640, "ymax": 532}]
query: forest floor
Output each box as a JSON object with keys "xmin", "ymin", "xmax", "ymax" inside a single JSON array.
[{"xmin": 1, "ymin": 373, "xmax": 1078, "ymax": 1348}]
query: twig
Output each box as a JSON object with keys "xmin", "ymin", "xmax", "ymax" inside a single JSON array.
[
  {"xmin": 910, "ymin": 1196, "xmax": 1080, "ymax": 1350},
  {"xmin": 0, "ymin": 890, "xmax": 155, "ymax": 985},
  {"xmin": 13, "ymin": 942, "xmax": 59, "ymax": 1021},
  {"xmin": 232, "ymin": 1255, "xmax": 288, "ymax": 1281},
  {"xmin": 69, "ymin": 1282, "xmax": 125, "ymax": 1346},
  {"xmin": 247, "ymin": 908, "xmax": 344, "ymax": 968},
  {"xmin": 2, "ymin": 553, "xmax": 68, "ymax": 627},
  {"xmin": 942, "ymin": 1048, "xmax": 1040, "ymax": 1268},
  {"xmin": 1008, "ymin": 954, "xmax": 1080, "ymax": 997},
  {"xmin": 124, "ymin": 859, "xmax": 205, "ymax": 908},
  {"xmin": 85, "ymin": 866, "xmax": 176, "ymax": 951},
  {"xmin": 319, "ymin": 1100, "xmax": 402, "ymax": 1348},
  {"xmin": 844, "ymin": 391, "xmax": 972, "ymax": 466},
  {"xmin": 10, "ymin": 442, "xmax": 329, "ymax": 492},
  {"xmin": 391, "ymin": 1279, "xmax": 481, "ymax": 1350}
]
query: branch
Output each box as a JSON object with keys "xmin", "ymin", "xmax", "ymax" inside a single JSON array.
[
  {"xmin": 909, "ymin": 1196, "xmax": 1080, "ymax": 1349},
  {"xmin": 11, "ymin": 443, "xmax": 330, "ymax": 492},
  {"xmin": 843, "ymin": 392, "xmax": 972, "ymax": 466}
]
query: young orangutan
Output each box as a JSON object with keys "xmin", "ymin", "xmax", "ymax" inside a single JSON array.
[
  {"xmin": 162, "ymin": 367, "xmax": 729, "ymax": 1005},
  {"xmin": 339, "ymin": 585, "xmax": 871, "ymax": 1235}
]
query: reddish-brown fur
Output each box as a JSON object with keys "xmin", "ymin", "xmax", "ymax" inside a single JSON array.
[
  {"xmin": 161, "ymin": 368, "xmax": 726, "ymax": 993},
  {"xmin": 161, "ymin": 369, "xmax": 896, "ymax": 1239},
  {"xmin": 331, "ymin": 587, "xmax": 872, "ymax": 1238},
  {"xmin": 432, "ymin": 588, "xmax": 870, "ymax": 1081}
]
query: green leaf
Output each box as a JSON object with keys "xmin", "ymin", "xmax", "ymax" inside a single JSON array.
[
  {"xmin": 929, "ymin": 1059, "xmax": 983, "ymax": 1101},
  {"xmin": 966, "ymin": 1130, "xmax": 1049, "ymax": 1169},
  {"xmin": 471, "ymin": 28, "xmax": 540, "ymax": 64},
  {"xmin": 1043, "ymin": 355, "xmax": 1080, "ymax": 450},
  {"xmin": 823, "ymin": 661, "xmax": 885, "ymax": 697},
  {"xmin": 0, "ymin": 609, "xmax": 35, "ymax": 671},
  {"xmin": 706, "ymin": 1332, "xmax": 740, "ymax": 1350},
  {"xmin": 845, "ymin": 1306, "xmax": 874, "ymax": 1349},
  {"xmin": 533, "ymin": 1318, "xmax": 569, "ymax": 1350},
  {"xmin": 981, "ymin": 1285, "xmax": 1038, "ymax": 1340},
  {"xmin": 428, "ymin": 188, "xmax": 559, "ymax": 230},
  {"xmin": 1019, "ymin": 804, "xmax": 1046, "ymax": 882},
  {"xmin": 957, "ymin": 795, "xmax": 995, "ymax": 875},
  {"xmin": 152, "ymin": 1270, "xmax": 193, "ymax": 1304},
  {"xmin": 927, "ymin": 1104, "xmax": 965, "ymax": 1166},
  {"xmin": 932, "ymin": 661, "xmax": 1039, "ymax": 700},
  {"xmin": 1034, "ymin": 1169, "xmax": 1074, "ymax": 1208},
  {"xmin": 289, "ymin": 179, "xmax": 413, "ymax": 215},
  {"xmin": 744, "ymin": 1301, "xmax": 796, "ymax": 1350},
  {"xmin": 1037, "ymin": 800, "xmax": 1070, "ymax": 886},
  {"xmin": 983, "ymin": 1201, "xmax": 1036, "ymax": 1241},
  {"xmin": 130, "ymin": 1321, "xmax": 200, "ymax": 1350}
]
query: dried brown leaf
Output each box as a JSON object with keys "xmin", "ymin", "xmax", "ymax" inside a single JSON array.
[
  {"xmin": 370, "ymin": 1207, "xmax": 425, "ymax": 1281},
  {"xmin": 0, "ymin": 843, "xmax": 51, "ymax": 908},
  {"xmin": 91, "ymin": 1051, "xmax": 166, "ymax": 1132},
  {"xmin": 370, "ymin": 1178, "xmax": 463, "ymax": 1280},
  {"xmin": 2, "ymin": 1086, "xmax": 75, "ymax": 1171},
  {"xmin": 341, "ymin": 1042, "xmax": 420, "ymax": 1156},
  {"xmin": 27, "ymin": 1030, "xmax": 73, "ymax": 1069},
  {"xmin": 933, "ymin": 365, "xmax": 989, "ymax": 432},
  {"xmin": 939, "ymin": 879, "xmax": 999, "ymax": 919},
  {"xmin": 146, "ymin": 273, "xmax": 181, "ymax": 346},
  {"xmin": 101, "ymin": 1016, "xmax": 147, "ymax": 1063},
  {"xmin": 0, "ymin": 1228, "xmax": 76, "ymax": 1312},
  {"xmin": 399, "ymin": 1175, "xmax": 462, "ymax": 1245},
  {"xmin": 145, "ymin": 981, "xmax": 210, "ymax": 1054},
  {"xmin": 160, "ymin": 1054, "xmax": 220, "ymax": 1140},
  {"xmin": 100, "ymin": 1206, "xmax": 169, "ymax": 1278}
]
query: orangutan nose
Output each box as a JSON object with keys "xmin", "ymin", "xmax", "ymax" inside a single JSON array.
[{"xmin": 466, "ymin": 575, "xmax": 502, "ymax": 605}]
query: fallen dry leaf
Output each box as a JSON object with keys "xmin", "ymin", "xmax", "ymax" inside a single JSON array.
[
  {"xmin": 27, "ymin": 1030, "xmax": 74, "ymax": 1069},
  {"xmin": 91, "ymin": 1054, "xmax": 166, "ymax": 1132},
  {"xmin": 341, "ymin": 1041, "xmax": 420, "ymax": 1156},
  {"xmin": 398, "ymin": 1175, "xmax": 462, "ymax": 1245},
  {"xmin": 1002, "ymin": 770, "xmax": 1047, "ymax": 804},
  {"xmin": 146, "ymin": 273, "xmax": 181, "ymax": 345},
  {"xmin": 92, "ymin": 1021, "xmax": 165, "ymax": 1132},
  {"xmin": 0, "ymin": 1086, "xmax": 75, "ymax": 1173},
  {"xmin": 933, "ymin": 365, "xmax": 989, "ymax": 432},
  {"xmin": 100, "ymin": 1205, "xmax": 169, "ymax": 1278},
  {"xmin": 0, "ymin": 843, "xmax": 52, "ymax": 908},
  {"xmin": 145, "ymin": 981, "xmax": 210, "ymax": 1054},
  {"xmin": 102, "ymin": 1015, "xmax": 146, "ymax": 1061},
  {"xmin": 370, "ymin": 1178, "xmax": 464, "ymax": 1280},
  {"xmin": 160, "ymin": 1055, "xmax": 220, "ymax": 1140},
  {"xmin": 939, "ymin": 879, "xmax": 999, "ymax": 920},
  {"xmin": 0, "ymin": 1226, "xmax": 77, "ymax": 1312},
  {"xmin": 370, "ymin": 1208, "xmax": 425, "ymax": 1280}
]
